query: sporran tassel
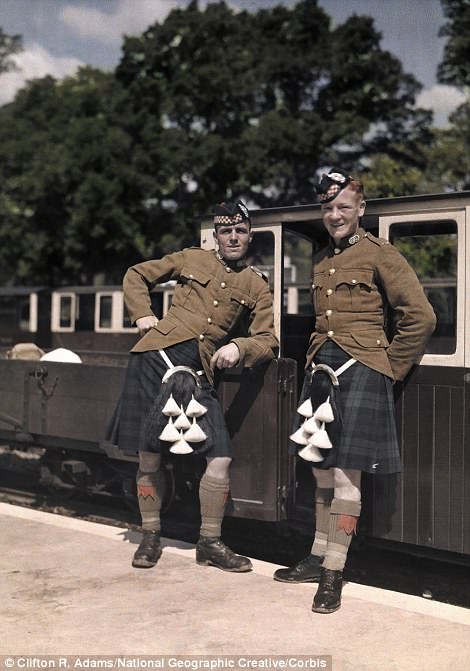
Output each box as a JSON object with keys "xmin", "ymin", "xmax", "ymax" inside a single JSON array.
[
  {"xmin": 298, "ymin": 444, "xmax": 324, "ymax": 463},
  {"xmin": 184, "ymin": 418, "xmax": 207, "ymax": 443},
  {"xmin": 170, "ymin": 431, "xmax": 193, "ymax": 454}
]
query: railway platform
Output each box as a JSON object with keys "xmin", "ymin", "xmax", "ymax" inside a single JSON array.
[{"xmin": 0, "ymin": 502, "xmax": 468, "ymax": 671}]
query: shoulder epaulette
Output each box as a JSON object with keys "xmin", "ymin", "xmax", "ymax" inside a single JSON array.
[
  {"xmin": 249, "ymin": 265, "xmax": 269, "ymax": 281},
  {"xmin": 364, "ymin": 232, "xmax": 390, "ymax": 247}
]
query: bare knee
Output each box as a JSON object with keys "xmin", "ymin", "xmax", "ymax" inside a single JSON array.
[
  {"xmin": 333, "ymin": 468, "xmax": 361, "ymax": 502},
  {"xmin": 205, "ymin": 456, "xmax": 232, "ymax": 480}
]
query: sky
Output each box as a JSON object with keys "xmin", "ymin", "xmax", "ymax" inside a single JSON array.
[{"xmin": 0, "ymin": 0, "xmax": 466, "ymax": 127}]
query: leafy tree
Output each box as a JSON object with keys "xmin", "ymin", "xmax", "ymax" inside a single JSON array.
[
  {"xmin": 438, "ymin": 0, "xmax": 470, "ymax": 88},
  {"xmin": 0, "ymin": 27, "xmax": 21, "ymax": 74},
  {"xmin": 0, "ymin": 2, "xmax": 435, "ymax": 284},
  {"xmin": 423, "ymin": 0, "xmax": 470, "ymax": 191},
  {"xmin": 117, "ymin": 0, "xmax": 432, "ymax": 234},
  {"xmin": 0, "ymin": 68, "xmax": 154, "ymax": 285},
  {"xmin": 359, "ymin": 154, "xmax": 426, "ymax": 198}
]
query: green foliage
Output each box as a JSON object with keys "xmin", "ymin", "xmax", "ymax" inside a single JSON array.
[
  {"xmin": 438, "ymin": 0, "xmax": 470, "ymax": 88},
  {"xmin": 0, "ymin": 2, "xmax": 445, "ymax": 284},
  {"xmin": 0, "ymin": 28, "xmax": 21, "ymax": 74},
  {"xmin": 116, "ymin": 0, "xmax": 431, "ymax": 218},
  {"xmin": 360, "ymin": 154, "xmax": 427, "ymax": 198},
  {"xmin": 0, "ymin": 68, "xmax": 153, "ymax": 284}
]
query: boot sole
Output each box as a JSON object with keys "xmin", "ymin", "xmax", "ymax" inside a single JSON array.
[
  {"xmin": 132, "ymin": 560, "xmax": 158, "ymax": 568},
  {"xmin": 312, "ymin": 603, "xmax": 341, "ymax": 614},
  {"xmin": 132, "ymin": 551, "xmax": 162, "ymax": 569},
  {"xmin": 196, "ymin": 559, "xmax": 253, "ymax": 572},
  {"xmin": 273, "ymin": 574, "xmax": 320, "ymax": 583}
]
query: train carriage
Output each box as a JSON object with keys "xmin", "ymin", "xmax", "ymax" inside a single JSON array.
[{"xmin": 0, "ymin": 191, "xmax": 468, "ymax": 558}]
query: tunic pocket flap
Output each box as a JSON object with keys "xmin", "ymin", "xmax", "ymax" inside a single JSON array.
[
  {"xmin": 155, "ymin": 318, "xmax": 178, "ymax": 335},
  {"xmin": 336, "ymin": 270, "xmax": 373, "ymax": 288},
  {"xmin": 351, "ymin": 331, "xmax": 389, "ymax": 348},
  {"xmin": 181, "ymin": 267, "xmax": 211, "ymax": 286},
  {"xmin": 231, "ymin": 289, "xmax": 255, "ymax": 309}
]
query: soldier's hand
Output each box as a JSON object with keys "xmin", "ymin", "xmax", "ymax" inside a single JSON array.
[
  {"xmin": 135, "ymin": 315, "xmax": 159, "ymax": 335},
  {"xmin": 210, "ymin": 343, "xmax": 240, "ymax": 371}
]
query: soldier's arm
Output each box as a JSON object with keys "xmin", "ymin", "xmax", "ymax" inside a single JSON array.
[
  {"xmin": 123, "ymin": 251, "xmax": 185, "ymax": 325},
  {"xmin": 377, "ymin": 244, "xmax": 436, "ymax": 380}
]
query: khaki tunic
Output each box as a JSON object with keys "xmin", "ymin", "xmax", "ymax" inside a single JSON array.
[
  {"xmin": 123, "ymin": 248, "xmax": 278, "ymax": 384},
  {"xmin": 307, "ymin": 228, "xmax": 436, "ymax": 381}
]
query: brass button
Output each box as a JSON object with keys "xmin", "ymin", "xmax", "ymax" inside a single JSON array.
[
  {"xmin": 311, "ymin": 283, "xmax": 315, "ymax": 289},
  {"xmin": 189, "ymin": 274, "xmax": 194, "ymax": 279},
  {"xmin": 334, "ymin": 248, "xmax": 341, "ymax": 255},
  {"xmin": 220, "ymin": 282, "xmax": 226, "ymax": 288},
  {"xmin": 199, "ymin": 334, "xmax": 205, "ymax": 341},
  {"xmin": 329, "ymin": 268, "xmax": 336, "ymax": 275},
  {"xmin": 327, "ymin": 330, "xmax": 334, "ymax": 337},
  {"xmin": 207, "ymin": 317, "xmax": 212, "ymax": 324},
  {"xmin": 225, "ymin": 267, "xmax": 231, "ymax": 273},
  {"xmin": 376, "ymin": 339, "xmax": 381, "ymax": 345},
  {"xmin": 241, "ymin": 299, "xmax": 245, "ymax": 305},
  {"xmin": 326, "ymin": 309, "xmax": 332, "ymax": 317},
  {"xmin": 352, "ymin": 279, "xmax": 357, "ymax": 284},
  {"xmin": 327, "ymin": 289, "xmax": 333, "ymax": 296},
  {"xmin": 213, "ymin": 300, "xmax": 219, "ymax": 307}
]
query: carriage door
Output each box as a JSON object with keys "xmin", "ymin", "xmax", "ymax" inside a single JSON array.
[
  {"xmin": 200, "ymin": 224, "xmax": 293, "ymax": 521},
  {"xmin": 366, "ymin": 207, "xmax": 468, "ymax": 555}
]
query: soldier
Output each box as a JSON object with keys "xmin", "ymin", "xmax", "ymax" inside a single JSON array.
[
  {"xmin": 119, "ymin": 200, "xmax": 278, "ymax": 572},
  {"xmin": 274, "ymin": 170, "xmax": 436, "ymax": 613}
]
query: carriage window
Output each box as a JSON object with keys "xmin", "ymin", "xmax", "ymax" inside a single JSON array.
[
  {"xmin": 75, "ymin": 294, "xmax": 95, "ymax": 331},
  {"xmin": 389, "ymin": 221, "xmax": 457, "ymax": 355},
  {"xmin": 59, "ymin": 295, "xmax": 74, "ymax": 329},
  {"xmin": 98, "ymin": 295, "xmax": 113, "ymax": 329},
  {"xmin": 19, "ymin": 297, "xmax": 31, "ymax": 331},
  {"xmin": 247, "ymin": 231, "xmax": 275, "ymax": 293},
  {"xmin": 0, "ymin": 295, "xmax": 31, "ymax": 332},
  {"xmin": 283, "ymin": 229, "xmax": 316, "ymax": 315}
]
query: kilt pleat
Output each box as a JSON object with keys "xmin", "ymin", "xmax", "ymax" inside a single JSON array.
[
  {"xmin": 115, "ymin": 340, "xmax": 232, "ymax": 457},
  {"xmin": 292, "ymin": 341, "xmax": 401, "ymax": 474}
]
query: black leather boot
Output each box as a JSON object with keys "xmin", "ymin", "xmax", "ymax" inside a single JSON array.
[
  {"xmin": 196, "ymin": 537, "xmax": 252, "ymax": 572},
  {"xmin": 312, "ymin": 568, "xmax": 343, "ymax": 613},
  {"xmin": 273, "ymin": 555, "xmax": 323, "ymax": 583},
  {"xmin": 132, "ymin": 530, "xmax": 162, "ymax": 568}
]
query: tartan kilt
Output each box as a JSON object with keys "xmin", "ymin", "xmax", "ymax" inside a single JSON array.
[
  {"xmin": 114, "ymin": 339, "xmax": 232, "ymax": 458},
  {"xmin": 291, "ymin": 340, "xmax": 401, "ymax": 474}
]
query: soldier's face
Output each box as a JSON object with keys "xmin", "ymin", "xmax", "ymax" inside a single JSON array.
[
  {"xmin": 213, "ymin": 222, "xmax": 253, "ymax": 261},
  {"xmin": 321, "ymin": 187, "xmax": 366, "ymax": 243}
]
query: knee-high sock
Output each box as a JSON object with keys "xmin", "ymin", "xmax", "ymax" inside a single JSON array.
[
  {"xmin": 136, "ymin": 469, "xmax": 164, "ymax": 532},
  {"xmin": 323, "ymin": 498, "xmax": 361, "ymax": 571},
  {"xmin": 199, "ymin": 473, "xmax": 230, "ymax": 538},
  {"xmin": 310, "ymin": 487, "xmax": 334, "ymax": 558}
]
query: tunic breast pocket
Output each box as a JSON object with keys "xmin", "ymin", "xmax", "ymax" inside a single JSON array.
[
  {"xmin": 177, "ymin": 266, "xmax": 211, "ymax": 310},
  {"xmin": 335, "ymin": 270, "xmax": 373, "ymax": 312},
  {"xmin": 218, "ymin": 289, "xmax": 255, "ymax": 330}
]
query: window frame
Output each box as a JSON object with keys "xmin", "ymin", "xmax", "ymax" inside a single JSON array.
[
  {"xmin": 51, "ymin": 292, "xmax": 76, "ymax": 332},
  {"xmin": 380, "ymin": 210, "xmax": 466, "ymax": 368},
  {"xmin": 95, "ymin": 291, "xmax": 137, "ymax": 333}
]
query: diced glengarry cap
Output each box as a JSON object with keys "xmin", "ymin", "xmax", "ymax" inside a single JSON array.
[
  {"xmin": 213, "ymin": 200, "xmax": 251, "ymax": 226},
  {"xmin": 315, "ymin": 170, "xmax": 352, "ymax": 203}
]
